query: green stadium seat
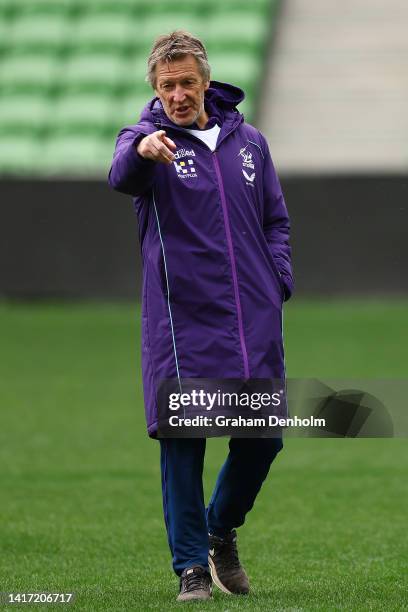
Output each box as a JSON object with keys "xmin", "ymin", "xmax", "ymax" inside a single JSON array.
[
  {"xmin": 237, "ymin": 96, "xmax": 254, "ymax": 123},
  {"xmin": 210, "ymin": 52, "xmax": 261, "ymax": 98},
  {"xmin": 61, "ymin": 54, "xmax": 126, "ymax": 94},
  {"xmin": 204, "ymin": 13, "xmax": 268, "ymax": 52},
  {"xmin": 205, "ymin": 0, "xmax": 273, "ymax": 15},
  {"xmin": 1, "ymin": 0, "xmax": 71, "ymax": 16},
  {"xmin": 51, "ymin": 94, "xmax": 116, "ymax": 135},
  {"xmin": 123, "ymin": 55, "xmax": 153, "ymax": 97},
  {"xmin": 42, "ymin": 134, "xmax": 114, "ymax": 176},
  {"xmin": 136, "ymin": 15, "xmax": 205, "ymax": 49},
  {"xmin": 0, "ymin": 54, "xmax": 60, "ymax": 94},
  {"xmin": 119, "ymin": 93, "xmax": 153, "ymax": 126},
  {"xmin": 58, "ymin": 53, "xmax": 152, "ymax": 97},
  {"xmin": 71, "ymin": 14, "xmax": 136, "ymax": 53},
  {"xmin": 0, "ymin": 135, "xmax": 42, "ymax": 175},
  {"xmin": 0, "ymin": 94, "xmax": 51, "ymax": 134},
  {"xmin": 126, "ymin": 54, "xmax": 149, "ymax": 81},
  {"xmin": 0, "ymin": 0, "xmax": 272, "ymax": 176},
  {"xmin": 146, "ymin": 0, "xmax": 203, "ymax": 17},
  {"xmin": 71, "ymin": 0, "xmax": 139, "ymax": 16},
  {"xmin": 0, "ymin": 19, "xmax": 7, "ymax": 51},
  {"xmin": 8, "ymin": 15, "xmax": 71, "ymax": 52},
  {"xmin": 0, "ymin": 0, "xmax": 9, "ymax": 17}
]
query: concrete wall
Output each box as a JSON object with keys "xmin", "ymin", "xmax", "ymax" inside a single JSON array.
[{"xmin": 1, "ymin": 176, "xmax": 407, "ymax": 299}]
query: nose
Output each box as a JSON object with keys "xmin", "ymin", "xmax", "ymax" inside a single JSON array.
[{"xmin": 173, "ymin": 84, "xmax": 187, "ymax": 104}]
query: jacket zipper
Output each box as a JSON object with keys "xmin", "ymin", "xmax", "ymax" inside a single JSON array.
[
  {"xmin": 212, "ymin": 152, "xmax": 250, "ymax": 380},
  {"xmin": 154, "ymin": 118, "xmax": 250, "ymax": 378}
]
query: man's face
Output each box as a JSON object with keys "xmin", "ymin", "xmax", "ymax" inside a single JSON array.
[{"xmin": 154, "ymin": 55, "xmax": 209, "ymax": 128}]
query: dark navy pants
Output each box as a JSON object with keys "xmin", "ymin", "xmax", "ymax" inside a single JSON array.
[{"xmin": 159, "ymin": 437, "xmax": 283, "ymax": 575}]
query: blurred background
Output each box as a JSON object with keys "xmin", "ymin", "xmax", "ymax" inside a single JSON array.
[
  {"xmin": 1, "ymin": 0, "xmax": 407, "ymax": 608},
  {"xmin": 1, "ymin": 0, "xmax": 407, "ymax": 297}
]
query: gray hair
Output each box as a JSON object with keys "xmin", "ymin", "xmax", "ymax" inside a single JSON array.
[{"xmin": 146, "ymin": 30, "xmax": 211, "ymax": 89}]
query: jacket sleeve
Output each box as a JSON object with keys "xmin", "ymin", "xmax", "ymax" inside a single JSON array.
[
  {"xmin": 261, "ymin": 135, "xmax": 294, "ymax": 301},
  {"xmin": 108, "ymin": 125, "xmax": 156, "ymax": 196}
]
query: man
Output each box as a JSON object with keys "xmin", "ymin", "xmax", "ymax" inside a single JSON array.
[{"xmin": 108, "ymin": 31, "xmax": 293, "ymax": 602}]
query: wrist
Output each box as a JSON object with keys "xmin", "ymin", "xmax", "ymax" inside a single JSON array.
[{"xmin": 133, "ymin": 135, "xmax": 149, "ymax": 162}]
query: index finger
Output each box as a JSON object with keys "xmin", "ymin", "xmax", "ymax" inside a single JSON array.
[
  {"xmin": 152, "ymin": 139, "xmax": 175, "ymax": 164},
  {"xmin": 163, "ymin": 136, "xmax": 177, "ymax": 150}
]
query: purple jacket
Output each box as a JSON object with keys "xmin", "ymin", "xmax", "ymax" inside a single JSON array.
[{"xmin": 108, "ymin": 81, "xmax": 293, "ymax": 437}]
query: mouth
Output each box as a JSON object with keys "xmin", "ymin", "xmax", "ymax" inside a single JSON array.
[{"xmin": 174, "ymin": 105, "xmax": 191, "ymax": 117}]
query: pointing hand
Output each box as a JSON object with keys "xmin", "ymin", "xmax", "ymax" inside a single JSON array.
[{"xmin": 136, "ymin": 130, "xmax": 177, "ymax": 165}]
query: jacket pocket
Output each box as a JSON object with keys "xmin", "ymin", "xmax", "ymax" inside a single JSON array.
[
  {"xmin": 267, "ymin": 251, "xmax": 285, "ymax": 303},
  {"xmin": 278, "ymin": 273, "xmax": 286, "ymax": 302},
  {"xmin": 159, "ymin": 251, "xmax": 168, "ymax": 298}
]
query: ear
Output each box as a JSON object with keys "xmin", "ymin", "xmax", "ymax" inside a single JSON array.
[{"xmin": 204, "ymin": 80, "xmax": 210, "ymax": 91}]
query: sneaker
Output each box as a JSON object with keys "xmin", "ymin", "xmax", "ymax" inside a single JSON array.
[
  {"xmin": 208, "ymin": 530, "xmax": 249, "ymax": 595},
  {"xmin": 176, "ymin": 565, "xmax": 212, "ymax": 602}
]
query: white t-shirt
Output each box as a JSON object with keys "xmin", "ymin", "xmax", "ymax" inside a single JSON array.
[{"xmin": 183, "ymin": 123, "xmax": 221, "ymax": 152}]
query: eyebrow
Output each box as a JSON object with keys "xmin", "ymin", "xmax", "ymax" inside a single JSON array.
[{"xmin": 159, "ymin": 74, "xmax": 198, "ymax": 83}]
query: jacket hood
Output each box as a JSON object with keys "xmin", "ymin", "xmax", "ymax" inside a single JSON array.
[{"xmin": 139, "ymin": 80, "xmax": 245, "ymax": 129}]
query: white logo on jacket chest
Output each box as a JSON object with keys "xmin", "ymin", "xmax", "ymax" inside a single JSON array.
[
  {"xmin": 238, "ymin": 145, "xmax": 256, "ymax": 186},
  {"xmin": 174, "ymin": 148, "xmax": 196, "ymax": 160},
  {"xmin": 173, "ymin": 158, "xmax": 197, "ymax": 179},
  {"xmin": 242, "ymin": 170, "xmax": 255, "ymax": 182},
  {"xmin": 239, "ymin": 147, "xmax": 254, "ymax": 169}
]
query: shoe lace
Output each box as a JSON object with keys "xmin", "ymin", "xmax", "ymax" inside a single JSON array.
[{"xmin": 182, "ymin": 568, "xmax": 208, "ymax": 593}]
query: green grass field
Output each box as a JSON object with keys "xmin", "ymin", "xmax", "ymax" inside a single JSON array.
[{"xmin": 1, "ymin": 300, "xmax": 407, "ymax": 611}]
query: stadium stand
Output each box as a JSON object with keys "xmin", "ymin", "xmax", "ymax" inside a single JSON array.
[
  {"xmin": 259, "ymin": 0, "xmax": 408, "ymax": 173},
  {"xmin": 0, "ymin": 0, "xmax": 277, "ymax": 176}
]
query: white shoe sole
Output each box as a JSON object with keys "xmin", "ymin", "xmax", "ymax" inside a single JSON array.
[{"xmin": 208, "ymin": 556, "xmax": 232, "ymax": 595}]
